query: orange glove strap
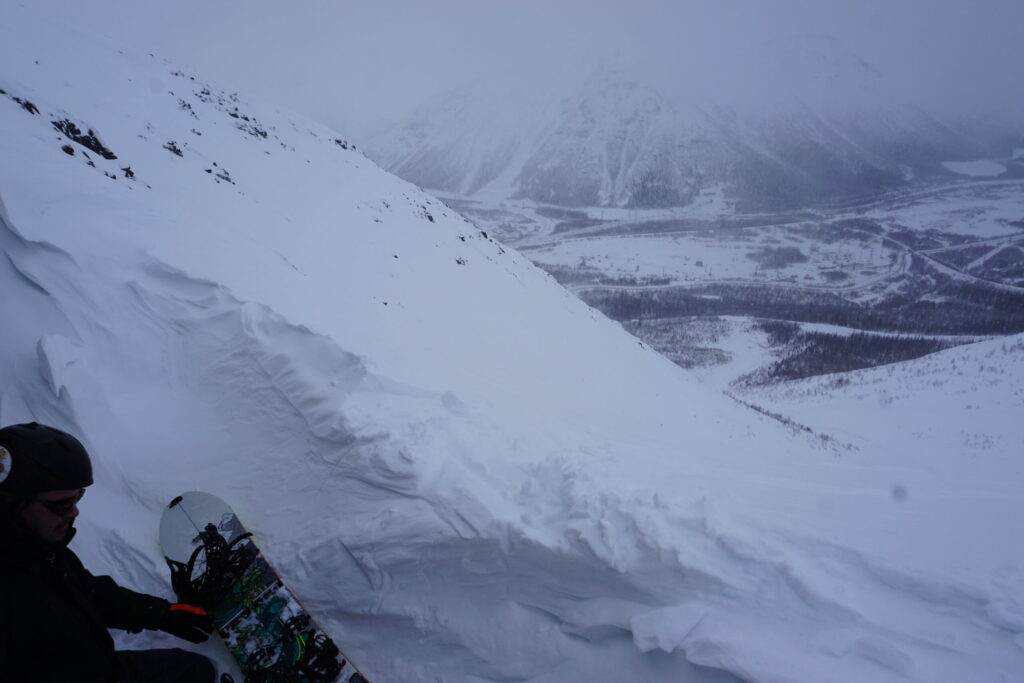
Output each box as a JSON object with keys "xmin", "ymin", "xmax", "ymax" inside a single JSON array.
[{"xmin": 169, "ymin": 603, "xmax": 208, "ymax": 616}]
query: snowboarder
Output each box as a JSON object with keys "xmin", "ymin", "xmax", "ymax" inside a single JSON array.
[{"xmin": 0, "ymin": 421, "xmax": 218, "ymax": 682}]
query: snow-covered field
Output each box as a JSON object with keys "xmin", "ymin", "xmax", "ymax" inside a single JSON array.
[
  {"xmin": 2, "ymin": 5, "xmax": 1023, "ymax": 682},
  {"xmin": 456, "ymin": 181, "xmax": 1024, "ymax": 297},
  {"xmin": 525, "ymin": 228, "xmax": 895, "ymax": 289},
  {"xmin": 862, "ymin": 182, "xmax": 1024, "ymax": 240},
  {"xmin": 943, "ymin": 160, "xmax": 1008, "ymax": 178}
]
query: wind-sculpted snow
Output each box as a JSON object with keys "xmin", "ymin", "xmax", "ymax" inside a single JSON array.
[{"xmin": 2, "ymin": 5, "xmax": 1023, "ymax": 681}]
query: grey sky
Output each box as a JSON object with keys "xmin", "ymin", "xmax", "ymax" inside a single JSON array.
[{"xmin": 26, "ymin": 0, "xmax": 1024, "ymax": 139}]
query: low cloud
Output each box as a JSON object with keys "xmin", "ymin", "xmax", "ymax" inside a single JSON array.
[{"xmin": 27, "ymin": 0, "xmax": 1024, "ymax": 136}]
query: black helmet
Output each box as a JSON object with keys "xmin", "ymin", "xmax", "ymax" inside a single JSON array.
[{"xmin": 0, "ymin": 422, "xmax": 93, "ymax": 500}]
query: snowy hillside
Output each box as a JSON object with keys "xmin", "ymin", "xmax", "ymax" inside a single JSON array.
[
  {"xmin": 736, "ymin": 333, "xmax": 1024, "ymax": 582},
  {"xmin": 2, "ymin": 5, "xmax": 1023, "ymax": 682},
  {"xmin": 364, "ymin": 46, "xmax": 1019, "ymax": 210}
]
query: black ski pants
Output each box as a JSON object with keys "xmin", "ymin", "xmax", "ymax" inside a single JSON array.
[{"xmin": 116, "ymin": 648, "xmax": 216, "ymax": 683}]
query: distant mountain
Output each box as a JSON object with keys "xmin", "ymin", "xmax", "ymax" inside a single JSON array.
[{"xmin": 364, "ymin": 43, "xmax": 1019, "ymax": 210}]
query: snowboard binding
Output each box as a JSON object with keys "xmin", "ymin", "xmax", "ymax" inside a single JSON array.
[{"xmin": 166, "ymin": 521, "xmax": 257, "ymax": 608}]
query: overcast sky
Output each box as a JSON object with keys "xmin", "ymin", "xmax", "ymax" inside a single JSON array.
[{"xmin": 26, "ymin": 0, "xmax": 1024, "ymax": 140}]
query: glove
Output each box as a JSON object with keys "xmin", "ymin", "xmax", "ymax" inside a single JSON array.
[{"xmin": 158, "ymin": 603, "xmax": 214, "ymax": 643}]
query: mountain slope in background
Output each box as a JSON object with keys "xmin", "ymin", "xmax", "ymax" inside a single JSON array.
[
  {"xmin": 365, "ymin": 39, "xmax": 1020, "ymax": 210},
  {"xmin": 2, "ymin": 5, "xmax": 1023, "ymax": 682}
]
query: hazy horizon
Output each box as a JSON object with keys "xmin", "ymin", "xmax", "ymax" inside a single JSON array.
[{"xmin": 25, "ymin": 0, "xmax": 1024, "ymax": 142}]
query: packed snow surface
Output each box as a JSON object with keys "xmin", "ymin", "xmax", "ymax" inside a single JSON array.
[
  {"xmin": 1, "ymin": 5, "xmax": 1022, "ymax": 681},
  {"xmin": 942, "ymin": 160, "xmax": 1007, "ymax": 178}
]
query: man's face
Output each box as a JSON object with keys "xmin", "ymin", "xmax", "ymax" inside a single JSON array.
[{"xmin": 19, "ymin": 488, "xmax": 84, "ymax": 544}]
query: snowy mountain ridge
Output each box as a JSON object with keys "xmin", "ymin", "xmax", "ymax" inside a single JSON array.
[
  {"xmin": 365, "ymin": 42, "xmax": 1019, "ymax": 210},
  {"xmin": 2, "ymin": 4, "xmax": 1023, "ymax": 682}
]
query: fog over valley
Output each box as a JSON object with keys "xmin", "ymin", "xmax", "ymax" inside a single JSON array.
[{"xmin": 28, "ymin": 0, "xmax": 1024, "ymax": 138}]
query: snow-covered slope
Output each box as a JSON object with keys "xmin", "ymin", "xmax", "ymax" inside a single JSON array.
[
  {"xmin": 2, "ymin": 5, "xmax": 1023, "ymax": 681},
  {"xmin": 737, "ymin": 333, "xmax": 1024, "ymax": 569},
  {"xmin": 365, "ymin": 45, "xmax": 1016, "ymax": 210},
  {"xmin": 369, "ymin": 73, "xmax": 700, "ymax": 208}
]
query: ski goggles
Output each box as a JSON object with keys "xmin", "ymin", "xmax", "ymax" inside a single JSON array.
[{"xmin": 36, "ymin": 489, "xmax": 85, "ymax": 515}]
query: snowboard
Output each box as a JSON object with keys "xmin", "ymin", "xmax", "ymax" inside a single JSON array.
[{"xmin": 159, "ymin": 491, "xmax": 369, "ymax": 683}]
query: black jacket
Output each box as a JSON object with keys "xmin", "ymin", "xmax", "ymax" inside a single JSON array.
[{"xmin": 0, "ymin": 507, "xmax": 170, "ymax": 682}]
